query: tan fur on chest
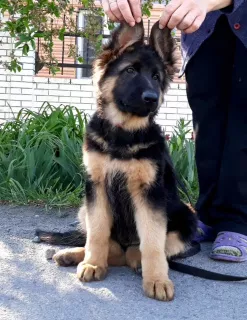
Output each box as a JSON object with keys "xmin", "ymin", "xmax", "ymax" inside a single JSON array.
[{"xmin": 83, "ymin": 147, "xmax": 157, "ymax": 188}]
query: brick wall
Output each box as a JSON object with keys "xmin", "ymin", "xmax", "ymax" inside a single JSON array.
[{"xmin": 0, "ymin": 32, "xmax": 192, "ymax": 134}]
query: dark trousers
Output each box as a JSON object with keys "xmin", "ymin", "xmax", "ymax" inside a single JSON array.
[{"xmin": 185, "ymin": 15, "xmax": 247, "ymax": 236}]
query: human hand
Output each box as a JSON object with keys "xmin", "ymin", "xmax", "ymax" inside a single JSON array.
[
  {"xmin": 159, "ymin": 0, "xmax": 208, "ymax": 33},
  {"xmin": 101, "ymin": 0, "xmax": 142, "ymax": 27},
  {"xmin": 159, "ymin": 0, "xmax": 233, "ymax": 33}
]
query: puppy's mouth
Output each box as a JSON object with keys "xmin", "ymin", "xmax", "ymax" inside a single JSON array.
[
  {"xmin": 119, "ymin": 100, "xmax": 157, "ymax": 117},
  {"xmin": 118, "ymin": 100, "xmax": 135, "ymax": 114}
]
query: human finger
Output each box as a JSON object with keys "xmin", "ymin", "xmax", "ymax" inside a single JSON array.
[
  {"xmin": 109, "ymin": 0, "xmax": 124, "ymax": 21},
  {"xmin": 166, "ymin": 3, "xmax": 193, "ymax": 30},
  {"xmin": 117, "ymin": 0, "xmax": 136, "ymax": 26},
  {"xmin": 159, "ymin": 0, "xmax": 182, "ymax": 29},
  {"xmin": 102, "ymin": 0, "xmax": 118, "ymax": 22},
  {"xmin": 129, "ymin": 0, "xmax": 142, "ymax": 23},
  {"xmin": 183, "ymin": 14, "xmax": 205, "ymax": 33},
  {"xmin": 176, "ymin": 10, "xmax": 198, "ymax": 31}
]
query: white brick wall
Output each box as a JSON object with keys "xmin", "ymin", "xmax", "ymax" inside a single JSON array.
[{"xmin": 0, "ymin": 32, "xmax": 192, "ymax": 134}]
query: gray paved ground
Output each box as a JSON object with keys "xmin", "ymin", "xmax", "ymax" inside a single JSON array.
[{"xmin": 1, "ymin": 204, "xmax": 247, "ymax": 320}]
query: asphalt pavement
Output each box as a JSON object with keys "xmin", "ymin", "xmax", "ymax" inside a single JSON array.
[{"xmin": 1, "ymin": 204, "xmax": 247, "ymax": 320}]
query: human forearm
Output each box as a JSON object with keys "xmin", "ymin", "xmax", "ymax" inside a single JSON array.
[{"xmin": 207, "ymin": 0, "xmax": 232, "ymax": 12}]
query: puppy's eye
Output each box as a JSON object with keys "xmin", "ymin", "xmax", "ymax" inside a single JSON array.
[
  {"xmin": 126, "ymin": 67, "xmax": 135, "ymax": 74},
  {"xmin": 153, "ymin": 74, "xmax": 159, "ymax": 80}
]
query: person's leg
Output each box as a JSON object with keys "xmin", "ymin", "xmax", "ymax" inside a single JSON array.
[
  {"xmin": 211, "ymin": 37, "xmax": 247, "ymax": 235},
  {"xmin": 209, "ymin": 35, "xmax": 247, "ymax": 261},
  {"xmin": 185, "ymin": 15, "xmax": 235, "ymax": 233}
]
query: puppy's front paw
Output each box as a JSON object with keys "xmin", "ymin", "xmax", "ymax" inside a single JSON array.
[
  {"xmin": 143, "ymin": 278, "xmax": 174, "ymax": 301},
  {"xmin": 77, "ymin": 262, "xmax": 107, "ymax": 282}
]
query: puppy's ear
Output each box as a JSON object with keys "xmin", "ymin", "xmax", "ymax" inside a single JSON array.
[
  {"xmin": 149, "ymin": 21, "xmax": 176, "ymax": 76},
  {"xmin": 92, "ymin": 21, "xmax": 144, "ymax": 88},
  {"xmin": 107, "ymin": 21, "xmax": 145, "ymax": 54}
]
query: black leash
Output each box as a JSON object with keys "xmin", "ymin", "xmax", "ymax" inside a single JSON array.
[
  {"xmin": 168, "ymin": 241, "xmax": 247, "ymax": 282},
  {"xmin": 169, "ymin": 260, "xmax": 247, "ymax": 281}
]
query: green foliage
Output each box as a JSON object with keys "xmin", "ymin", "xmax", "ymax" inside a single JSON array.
[
  {"xmin": 0, "ymin": 104, "xmax": 198, "ymax": 208},
  {"xmin": 0, "ymin": 103, "xmax": 89, "ymax": 207},
  {"xmin": 167, "ymin": 119, "xmax": 199, "ymax": 205}
]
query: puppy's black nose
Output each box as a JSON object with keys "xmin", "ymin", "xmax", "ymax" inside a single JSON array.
[{"xmin": 142, "ymin": 90, "xmax": 158, "ymax": 104}]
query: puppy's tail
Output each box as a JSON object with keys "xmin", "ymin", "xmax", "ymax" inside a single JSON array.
[{"xmin": 34, "ymin": 229, "xmax": 86, "ymax": 247}]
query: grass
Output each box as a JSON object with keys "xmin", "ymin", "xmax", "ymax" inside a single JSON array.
[{"xmin": 0, "ymin": 103, "xmax": 198, "ymax": 208}]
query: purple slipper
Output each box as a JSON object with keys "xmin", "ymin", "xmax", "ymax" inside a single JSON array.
[
  {"xmin": 193, "ymin": 220, "xmax": 214, "ymax": 243},
  {"xmin": 210, "ymin": 231, "xmax": 247, "ymax": 262}
]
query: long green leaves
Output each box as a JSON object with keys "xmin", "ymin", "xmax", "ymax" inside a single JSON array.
[
  {"xmin": 167, "ymin": 118, "xmax": 199, "ymax": 205},
  {"xmin": 0, "ymin": 102, "xmax": 88, "ymax": 207},
  {"xmin": 0, "ymin": 107, "xmax": 198, "ymax": 208}
]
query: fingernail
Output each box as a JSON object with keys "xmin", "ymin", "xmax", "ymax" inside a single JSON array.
[
  {"xmin": 136, "ymin": 17, "xmax": 141, "ymax": 23},
  {"xmin": 130, "ymin": 21, "xmax": 135, "ymax": 27},
  {"xmin": 159, "ymin": 23, "xmax": 164, "ymax": 29}
]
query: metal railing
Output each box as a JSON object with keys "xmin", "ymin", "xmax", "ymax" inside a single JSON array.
[{"xmin": 35, "ymin": 17, "xmax": 180, "ymax": 77}]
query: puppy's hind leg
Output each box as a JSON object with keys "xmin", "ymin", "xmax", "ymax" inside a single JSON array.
[
  {"xmin": 53, "ymin": 205, "xmax": 87, "ymax": 267},
  {"xmin": 53, "ymin": 247, "xmax": 86, "ymax": 267},
  {"xmin": 125, "ymin": 245, "xmax": 141, "ymax": 272},
  {"xmin": 166, "ymin": 202, "xmax": 198, "ymax": 259},
  {"xmin": 165, "ymin": 232, "xmax": 186, "ymax": 259},
  {"xmin": 53, "ymin": 239, "xmax": 126, "ymax": 267}
]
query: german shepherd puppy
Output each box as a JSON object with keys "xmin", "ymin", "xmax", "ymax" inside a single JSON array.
[{"xmin": 40, "ymin": 21, "xmax": 198, "ymax": 301}]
